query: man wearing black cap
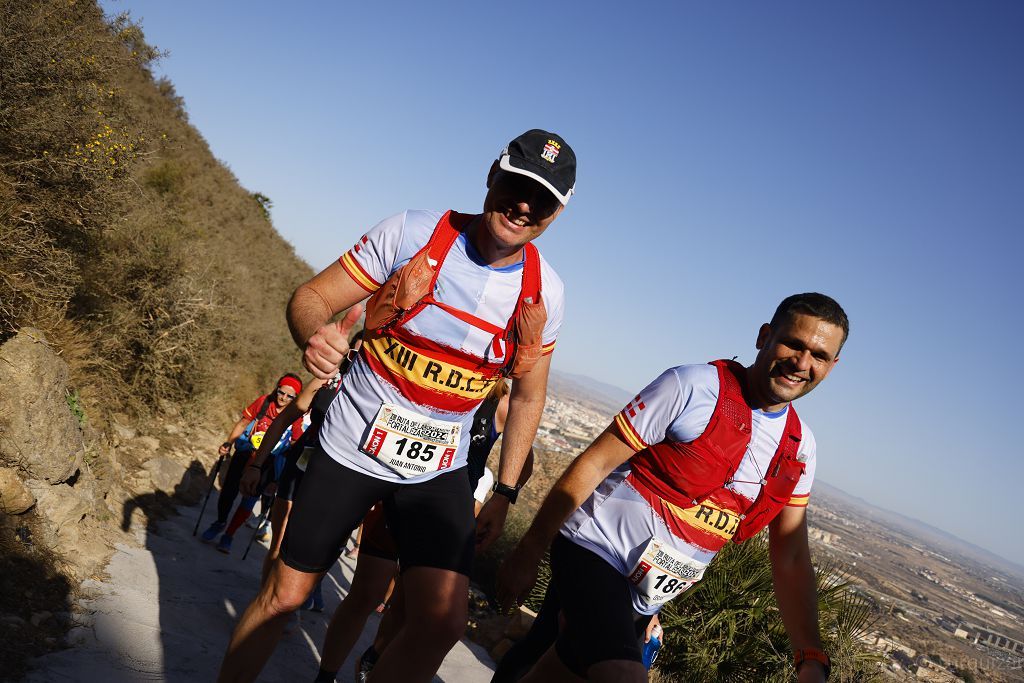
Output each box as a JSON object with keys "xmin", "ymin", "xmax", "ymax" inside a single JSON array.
[{"xmin": 217, "ymin": 130, "xmax": 576, "ymax": 683}]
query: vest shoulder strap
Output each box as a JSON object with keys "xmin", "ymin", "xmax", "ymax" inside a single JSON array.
[
  {"xmin": 779, "ymin": 403, "xmax": 803, "ymax": 458},
  {"xmin": 422, "ymin": 211, "xmax": 466, "ymax": 288},
  {"xmin": 255, "ymin": 394, "xmax": 272, "ymax": 422},
  {"xmin": 504, "ymin": 243, "xmax": 542, "ymax": 334},
  {"xmin": 708, "ymin": 359, "xmax": 751, "ymax": 436}
]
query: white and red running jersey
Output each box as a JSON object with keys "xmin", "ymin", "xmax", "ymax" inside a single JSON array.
[
  {"xmin": 321, "ymin": 210, "xmax": 564, "ymax": 483},
  {"xmin": 561, "ymin": 363, "xmax": 816, "ymax": 614}
]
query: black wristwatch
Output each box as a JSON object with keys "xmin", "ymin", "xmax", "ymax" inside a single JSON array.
[{"xmin": 492, "ymin": 482, "xmax": 521, "ymax": 504}]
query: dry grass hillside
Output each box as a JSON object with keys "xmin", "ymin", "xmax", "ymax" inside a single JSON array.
[
  {"xmin": 1, "ymin": 3, "xmax": 314, "ymax": 677},
  {"xmin": 1, "ymin": 1, "xmax": 312, "ymax": 412}
]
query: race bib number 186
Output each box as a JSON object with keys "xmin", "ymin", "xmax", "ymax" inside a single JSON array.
[
  {"xmin": 360, "ymin": 403, "xmax": 461, "ymax": 479},
  {"xmin": 627, "ymin": 538, "xmax": 707, "ymax": 608}
]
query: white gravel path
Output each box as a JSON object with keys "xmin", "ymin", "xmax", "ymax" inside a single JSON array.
[{"xmin": 22, "ymin": 494, "xmax": 496, "ymax": 682}]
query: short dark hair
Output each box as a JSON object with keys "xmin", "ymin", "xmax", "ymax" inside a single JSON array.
[{"xmin": 770, "ymin": 293, "xmax": 849, "ymax": 350}]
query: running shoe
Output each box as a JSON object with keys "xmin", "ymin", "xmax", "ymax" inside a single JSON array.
[
  {"xmin": 200, "ymin": 520, "xmax": 225, "ymax": 543},
  {"xmin": 356, "ymin": 646, "xmax": 377, "ymax": 683},
  {"xmin": 255, "ymin": 521, "xmax": 270, "ymax": 543},
  {"xmin": 216, "ymin": 534, "xmax": 233, "ymax": 554}
]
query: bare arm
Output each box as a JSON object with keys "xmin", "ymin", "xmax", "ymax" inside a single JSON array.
[
  {"xmin": 517, "ymin": 448, "xmax": 534, "ymax": 488},
  {"xmin": 769, "ymin": 505, "xmax": 827, "ymax": 683},
  {"xmin": 218, "ymin": 417, "xmax": 250, "ymax": 456},
  {"xmin": 493, "ymin": 394, "xmax": 532, "ymax": 487},
  {"xmin": 496, "ymin": 353, "xmax": 550, "ymax": 488},
  {"xmin": 287, "ymin": 262, "xmax": 367, "ymax": 378},
  {"xmin": 495, "ymin": 425, "xmax": 635, "ymax": 609},
  {"xmin": 474, "ymin": 353, "xmax": 551, "ymax": 549}
]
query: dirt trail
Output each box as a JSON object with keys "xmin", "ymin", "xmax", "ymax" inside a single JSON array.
[{"xmin": 21, "ymin": 493, "xmax": 496, "ymax": 682}]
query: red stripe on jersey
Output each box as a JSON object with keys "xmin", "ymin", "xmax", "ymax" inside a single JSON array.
[
  {"xmin": 339, "ymin": 251, "xmax": 380, "ymax": 293},
  {"xmin": 625, "ymin": 474, "xmax": 733, "ymax": 554},
  {"xmin": 394, "ymin": 328, "xmax": 505, "ymax": 372}
]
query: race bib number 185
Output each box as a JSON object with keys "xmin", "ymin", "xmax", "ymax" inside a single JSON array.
[{"xmin": 360, "ymin": 403, "xmax": 461, "ymax": 479}]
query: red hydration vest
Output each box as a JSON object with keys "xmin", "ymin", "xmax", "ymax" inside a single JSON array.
[
  {"xmin": 627, "ymin": 359, "xmax": 805, "ymax": 544},
  {"xmin": 363, "ymin": 210, "xmax": 546, "ymax": 379}
]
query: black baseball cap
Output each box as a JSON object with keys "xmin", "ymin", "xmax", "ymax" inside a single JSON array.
[{"xmin": 498, "ymin": 129, "xmax": 576, "ymax": 205}]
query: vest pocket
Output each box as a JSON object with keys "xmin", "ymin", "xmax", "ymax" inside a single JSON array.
[{"xmin": 763, "ymin": 456, "xmax": 804, "ymax": 500}]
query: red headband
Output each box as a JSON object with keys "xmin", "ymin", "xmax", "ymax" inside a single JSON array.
[{"xmin": 278, "ymin": 376, "xmax": 302, "ymax": 395}]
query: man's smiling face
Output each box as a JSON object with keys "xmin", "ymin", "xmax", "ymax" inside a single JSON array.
[
  {"xmin": 749, "ymin": 313, "xmax": 843, "ymax": 411},
  {"xmin": 480, "ymin": 168, "xmax": 563, "ymax": 252}
]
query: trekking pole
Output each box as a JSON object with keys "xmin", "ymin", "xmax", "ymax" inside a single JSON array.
[
  {"xmin": 193, "ymin": 450, "xmax": 227, "ymax": 536},
  {"xmin": 241, "ymin": 496, "xmax": 272, "ymax": 560}
]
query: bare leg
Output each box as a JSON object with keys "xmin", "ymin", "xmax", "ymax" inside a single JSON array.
[
  {"xmin": 346, "ymin": 522, "xmax": 364, "ymax": 556},
  {"xmin": 319, "ymin": 553, "xmax": 398, "ymax": 673},
  {"xmin": 379, "ymin": 575, "xmax": 396, "ymax": 609},
  {"xmin": 217, "ymin": 560, "xmax": 320, "ymax": 683},
  {"xmin": 588, "ymin": 660, "xmax": 647, "ymax": 683},
  {"xmin": 369, "ymin": 567, "xmax": 468, "ymax": 682},
  {"xmin": 518, "ymin": 649, "xmax": 644, "ymax": 683},
  {"xmin": 517, "ymin": 646, "xmax": 585, "ymax": 683},
  {"xmin": 260, "ymin": 498, "xmax": 291, "ymax": 587},
  {"xmin": 372, "ymin": 579, "xmax": 403, "ymax": 653}
]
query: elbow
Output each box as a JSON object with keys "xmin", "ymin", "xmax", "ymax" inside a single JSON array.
[{"xmin": 771, "ymin": 545, "xmax": 812, "ymax": 578}]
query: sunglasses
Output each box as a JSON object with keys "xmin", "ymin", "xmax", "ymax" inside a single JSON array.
[{"xmin": 276, "ymin": 389, "xmax": 297, "ymax": 400}]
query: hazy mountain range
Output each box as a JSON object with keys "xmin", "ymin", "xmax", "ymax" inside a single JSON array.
[
  {"xmin": 813, "ymin": 479, "xmax": 1024, "ymax": 582},
  {"xmin": 549, "ymin": 369, "xmax": 632, "ymax": 413}
]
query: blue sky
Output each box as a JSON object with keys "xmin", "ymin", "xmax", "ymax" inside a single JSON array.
[{"xmin": 100, "ymin": 1, "xmax": 1024, "ymax": 566}]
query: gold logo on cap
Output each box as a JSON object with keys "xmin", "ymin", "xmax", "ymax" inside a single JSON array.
[{"xmin": 541, "ymin": 140, "xmax": 561, "ymax": 164}]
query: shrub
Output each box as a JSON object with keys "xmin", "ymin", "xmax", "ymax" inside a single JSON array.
[{"xmin": 656, "ymin": 536, "xmax": 880, "ymax": 682}]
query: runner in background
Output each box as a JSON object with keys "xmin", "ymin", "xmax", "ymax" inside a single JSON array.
[
  {"xmin": 241, "ymin": 332, "xmax": 364, "ymax": 588},
  {"xmin": 497, "ymin": 293, "xmax": 848, "ymax": 683},
  {"xmin": 200, "ymin": 374, "xmax": 304, "ymax": 550}
]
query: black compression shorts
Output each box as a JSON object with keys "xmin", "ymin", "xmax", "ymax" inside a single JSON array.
[
  {"xmin": 280, "ymin": 446, "xmax": 476, "ymax": 576},
  {"xmin": 549, "ymin": 535, "xmax": 650, "ymax": 676}
]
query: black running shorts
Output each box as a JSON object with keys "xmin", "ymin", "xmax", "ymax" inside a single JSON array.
[
  {"xmin": 550, "ymin": 535, "xmax": 650, "ymax": 676},
  {"xmin": 280, "ymin": 446, "xmax": 476, "ymax": 576}
]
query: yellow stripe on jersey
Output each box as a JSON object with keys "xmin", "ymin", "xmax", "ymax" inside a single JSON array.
[
  {"xmin": 614, "ymin": 412, "xmax": 646, "ymax": 451},
  {"xmin": 787, "ymin": 494, "xmax": 810, "ymax": 508},
  {"xmin": 541, "ymin": 340, "xmax": 557, "ymax": 355},
  {"xmin": 364, "ymin": 335, "xmax": 499, "ymax": 400},
  {"xmin": 663, "ymin": 498, "xmax": 742, "ymax": 541},
  {"xmin": 340, "ymin": 251, "xmax": 380, "ymax": 293}
]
